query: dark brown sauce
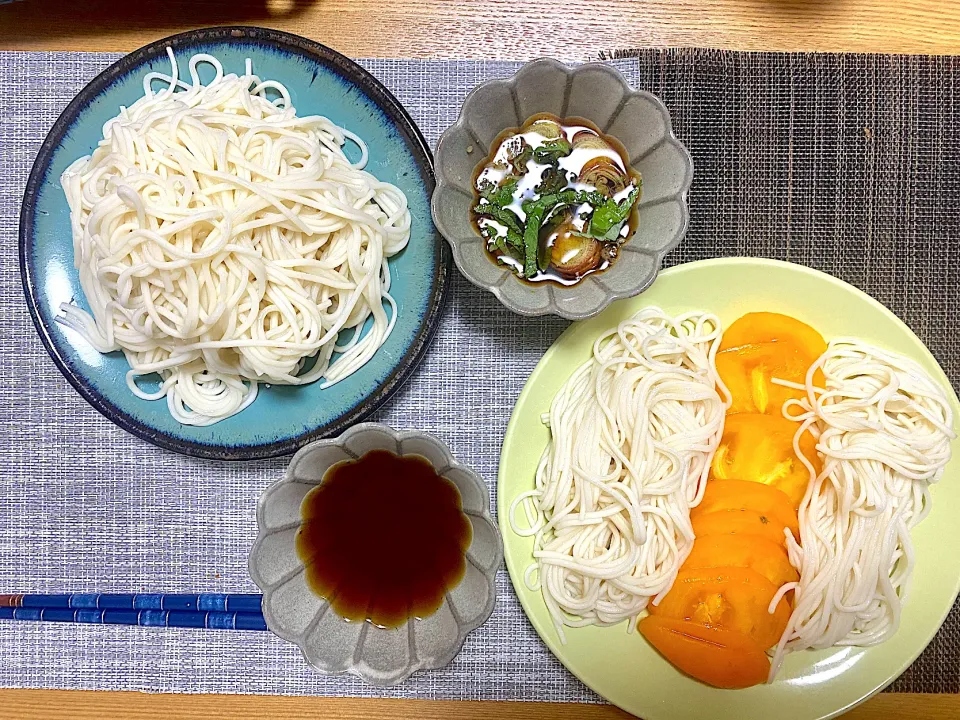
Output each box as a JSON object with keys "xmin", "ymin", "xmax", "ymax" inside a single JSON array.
[
  {"xmin": 471, "ymin": 112, "xmax": 642, "ymax": 286},
  {"xmin": 295, "ymin": 449, "xmax": 472, "ymax": 628}
]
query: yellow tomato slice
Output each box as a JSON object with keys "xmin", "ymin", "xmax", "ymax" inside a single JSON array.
[
  {"xmin": 683, "ymin": 534, "xmax": 799, "ymax": 588},
  {"xmin": 692, "ymin": 510, "xmax": 789, "ymax": 547},
  {"xmin": 639, "ymin": 615, "xmax": 770, "ymax": 689},
  {"xmin": 716, "ymin": 341, "xmax": 814, "ymax": 415},
  {"xmin": 711, "ymin": 413, "xmax": 819, "ymax": 507},
  {"xmin": 649, "ymin": 567, "xmax": 791, "ymax": 650},
  {"xmin": 717, "ymin": 312, "xmax": 827, "ymax": 416},
  {"xmin": 692, "ymin": 479, "xmax": 799, "ymax": 540},
  {"xmin": 719, "ymin": 312, "xmax": 827, "ymax": 357}
]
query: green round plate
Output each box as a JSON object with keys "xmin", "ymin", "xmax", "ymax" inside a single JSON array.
[{"xmin": 498, "ymin": 257, "xmax": 960, "ymax": 720}]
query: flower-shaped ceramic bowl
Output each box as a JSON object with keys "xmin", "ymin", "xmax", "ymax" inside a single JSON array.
[
  {"xmin": 248, "ymin": 423, "xmax": 502, "ymax": 686},
  {"xmin": 432, "ymin": 59, "xmax": 693, "ymax": 320}
]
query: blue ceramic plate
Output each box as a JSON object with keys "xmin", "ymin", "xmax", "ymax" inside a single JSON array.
[{"xmin": 19, "ymin": 27, "xmax": 449, "ymax": 460}]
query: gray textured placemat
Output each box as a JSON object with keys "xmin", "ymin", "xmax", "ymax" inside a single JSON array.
[{"xmin": 0, "ymin": 49, "xmax": 957, "ymax": 700}]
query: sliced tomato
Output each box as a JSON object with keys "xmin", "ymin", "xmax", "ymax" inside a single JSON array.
[
  {"xmin": 716, "ymin": 341, "xmax": 816, "ymax": 415},
  {"xmin": 692, "ymin": 510, "xmax": 789, "ymax": 547},
  {"xmin": 692, "ymin": 479, "xmax": 799, "ymax": 540},
  {"xmin": 711, "ymin": 413, "xmax": 820, "ymax": 508},
  {"xmin": 683, "ymin": 534, "xmax": 798, "ymax": 588},
  {"xmin": 649, "ymin": 566, "xmax": 791, "ymax": 650},
  {"xmin": 716, "ymin": 312, "xmax": 826, "ymax": 416},
  {"xmin": 718, "ymin": 312, "xmax": 827, "ymax": 358},
  {"xmin": 638, "ymin": 615, "xmax": 770, "ymax": 689}
]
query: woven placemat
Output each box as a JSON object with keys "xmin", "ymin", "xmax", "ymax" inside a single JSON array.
[{"xmin": 0, "ymin": 49, "xmax": 957, "ymax": 699}]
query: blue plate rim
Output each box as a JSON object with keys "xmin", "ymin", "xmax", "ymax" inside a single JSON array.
[{"xmin": 18, "ymin": 25, "xmax": 450, "ymax": 461}]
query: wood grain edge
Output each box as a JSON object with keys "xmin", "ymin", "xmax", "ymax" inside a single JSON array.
[
  {"xmin": 0, "ymin": 689, "xmax": 958, "ymax": 719},
  {"xmin": 3, "ymin": 0, "xmax": 960, "ymax": 57}
]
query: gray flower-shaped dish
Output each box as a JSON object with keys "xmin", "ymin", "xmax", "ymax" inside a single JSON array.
[
  {"xmin": 432, "ymin": 59, "xmax": 693, "ymax": 320},
  {"xmin": 248, "ymin": 423, "xmax": 502, "ymax": 686}
]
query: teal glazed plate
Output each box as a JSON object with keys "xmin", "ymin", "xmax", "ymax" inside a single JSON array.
[{"xmin": 19, "ymin": 26, "xmax": 449, "ymax": 460}]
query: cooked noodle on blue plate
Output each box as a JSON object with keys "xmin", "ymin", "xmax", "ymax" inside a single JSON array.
[{"xmin": 58, "ymin": 49, "xmax": 410, "ymax": 426}]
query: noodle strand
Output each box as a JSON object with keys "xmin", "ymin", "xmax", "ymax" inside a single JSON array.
[
  {"xmin": 510, "ymin": 307, "xmax": 728, "ymax": 642},
  {"xmin": 769, "ymin": 339, "xmax": 955, "ymax": 679},
  {"xmin": 58, "ymin": 49, "xmax": 410, "ymax": 425}
]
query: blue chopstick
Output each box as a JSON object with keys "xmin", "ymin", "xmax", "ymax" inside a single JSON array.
[
  {"xmin": 0, "ymin": 592, "xmax": 262, "ymax": 612},
  {"xmin": 0, "ymin": 606, "xmax": 267, "ymax": 630},
  {"xmin": 0, "ymin": 593, "xmax": 266, "ymax": 631}
]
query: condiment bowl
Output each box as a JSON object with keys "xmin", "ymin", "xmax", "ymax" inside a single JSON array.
[
  {"xmin": 432, "ymin": 58, "xmax": 693, "ymax": 320},
  {"xmin": 248, "ymin": 422, "xmax": 502, "ymax": 686}
]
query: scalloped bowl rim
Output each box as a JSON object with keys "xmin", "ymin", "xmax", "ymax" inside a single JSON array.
[
  {"xmin": 248, "ymin": 422, "xmax": 502, "ymax": 686},
  {"xmin": 431, "ymin": 58, "xmax": 693, "ymax": 320}
]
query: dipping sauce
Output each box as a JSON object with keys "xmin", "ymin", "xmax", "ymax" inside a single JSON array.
[
  {"xmin": 471, "ymin": 112, "xmax": 642, "ymax": 285},
  {"xmin": 296, "ymin": 449, "xmax": 472, "ymax": 628}
]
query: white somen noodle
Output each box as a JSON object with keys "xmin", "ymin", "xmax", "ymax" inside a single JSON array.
[
  {"xmin": 58, "ymin": 48, "xmax": 410, "ymax": 425},
  {"xmin": 509, "ymin": 307, "xmax": 728, "ymax": 642},
  {"xmin": 769, "ymin": 339, "xmax": 955, "ymax": 679}
]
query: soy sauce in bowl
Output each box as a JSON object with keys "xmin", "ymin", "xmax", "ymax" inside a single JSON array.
[{"xmin": 295, "ymin": 449, "xmax": 472, "ymax": 628}]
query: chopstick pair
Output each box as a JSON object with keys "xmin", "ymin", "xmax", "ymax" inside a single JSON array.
[{"xmin": 0, "ymin": 593, "xmax": 267, "ymax": 631}]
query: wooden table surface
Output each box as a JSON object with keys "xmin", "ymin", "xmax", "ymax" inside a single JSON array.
[
  {"xmin": 3, "ymin": 0, "xmax": 960, "ymax": 58},
  {"xmin": 2, "ymin": 0, "xmax": 959, "ymax": 717}
]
